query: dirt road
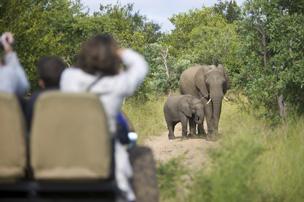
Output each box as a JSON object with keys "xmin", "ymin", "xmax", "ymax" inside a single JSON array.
[{"xmin": 144, "ymin": 124, "xmax": 217, "ymax": 170}]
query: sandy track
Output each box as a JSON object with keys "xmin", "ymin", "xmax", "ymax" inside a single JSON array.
[{"xmin": 144, "ymin": 123, "xmax": 217, "ymax": 170}]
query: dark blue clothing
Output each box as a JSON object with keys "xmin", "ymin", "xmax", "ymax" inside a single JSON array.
[
  {"xmin": 116, "ymin": 113, "xmax": 130, "ymax": 145},
  {"xmin": 25, "ymin": 91, "xmax": 42, "ymax": 131}
]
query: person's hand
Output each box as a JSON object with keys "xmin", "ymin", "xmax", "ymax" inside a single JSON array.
[
  {"xmin": 0, "ymin": 32, "xmax": 14, "ymax": 53},
  {"xmin": 116, "ymin": 48, "xmax": 125, "ymax": 57}
]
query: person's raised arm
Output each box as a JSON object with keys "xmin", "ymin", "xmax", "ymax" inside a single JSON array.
[
  {"xmin": 1, "ymin": 32, "xmax": 29, "ymax": 95},
  {"xmin": 114, "ymin": 48, "xmax": 149, "ymax": 96}
]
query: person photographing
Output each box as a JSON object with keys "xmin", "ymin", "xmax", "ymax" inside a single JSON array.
[
  {"xmin": 0, "ymin": 32, "xmax": 29, "ymax": 96},
  {"xmin": 60, "ymin": 34, "xmax": 149, "ymax": 202}
]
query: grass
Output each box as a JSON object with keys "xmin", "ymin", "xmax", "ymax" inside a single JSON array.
[
  {"xmin": 188, "ymin": 101, "xmax": 304, "ymax": 202},
  {"xmin": 157, "ymin": 157, "xmax": 190, "ymax": 202},
  {"xmin": 188, "ymin": 103, "xmax": 264, "ymax": 202},
  {"xmin": 255, "ymin": 120, "xmax": 304, "ymax": 202},
  {"xmin": 123, "ymin": 96, "xmax": 167, "ymax": 143},
  {"xmin": 124, "ymin": 96, "xmax": 304, "ymax": 202}
]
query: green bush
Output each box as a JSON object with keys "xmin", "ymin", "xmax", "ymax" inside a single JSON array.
[
  {"xmin": 236, "ymin": 0, "xmax": 304, "ymax": 118},
  {"xmin": 189, "ymin": 125, "xmax": 264, "ymax": 202},
  {"xmin": 157, "ymin": 157, "xmax": 189, "ymax": 202},
  {"xmin": 187, "ymin": 102, "xmax": 304, "ymax": 202},
  {"xmin": 255, "ymin": 120, "xmax": 304, "ymax": 202},
  {"xmin": 0, "ymin": 1, "xmax": 161, "ymax": 91}
]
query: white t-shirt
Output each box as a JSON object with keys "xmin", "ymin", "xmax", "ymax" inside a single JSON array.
[{"xmin": 60, "ymin": 49, "xmax": 149, "ymax": 133}]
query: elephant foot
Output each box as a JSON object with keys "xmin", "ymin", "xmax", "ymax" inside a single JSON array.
[
  {"xmin": 198, "ymin": 129, "xmax": 205, "ymax": 135},
  {"xmin": 168, "ymin": 135, "xmax": 175, "ymax": 140},
  {"xmin": 206, "ymin": 134, "xmax": 218, "ymax": 141},
  {"xmin": 197, "ymin": 132, "xmax": 207, "ymax": 138},
  {"xmin": 187, "ymin": 133, "xmax": 196, "ymax": 137},
  {"xmin": 187, "ymin": 133, "xmax": 198, "ymax": 138},
  {"xmin": 181, "ymin": 133, "xmax": 189, "ymax": 140}
]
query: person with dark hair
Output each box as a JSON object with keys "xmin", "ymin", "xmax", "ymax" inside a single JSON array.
[
  {"xmin": 60, "ymin": 34, "xmax": 149, "ymax": 202},
  {"xmin": 0, "ymin": 32, "xmax": 29, "ymax": 96},
  {"xmin": 36, "ymin": 56, "xmax": 66, "ymax": 89},
  {"xmin": 25, "ymin": 56, "xmax": 66, "ymax": 130}
]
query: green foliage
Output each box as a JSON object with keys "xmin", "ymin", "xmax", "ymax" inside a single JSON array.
[
  {"xmin": 0, "ymin": 0, "xmax": 79, "ymax": 88},
  {"xmin": 255, "ymin": 120, "xmax": 304, "ymax": 201},
  {"xmin": 1, "ymin": 0, "xmax": 303, "ymax": 115},
  {"xmin": 186, "ymin": 102, "xmax": 304, "ymax": 202},
  {"xmin": 2, "ymin": 1, "xmax": 304, "ymax": 200},
  {"xmin": 187, "ymin": 102, "xmax": 262, "ymax": 202},
  {"xmin": 169, "ymin": 8, "xmax": 238, "ymax": 64},
  {"xmin": 214, "ymin": 0, "xmax": 241, "ymax": 23},
  {"xmin": 236, "ymin": 0, "xmax": 304, "ymax": 118},
  {"xmin": 189, "ymin": 134, "xmax": 264, "ymax": 202},
  {"xmin": 157, "ymin": 157, "xmax": 188, "ymax": 202},
  {"xmin": 143, "ymin": 43, "xmax": 192, "ymax": 94},
  {"xmin": 164, "ymin": 0, "xmax": 304, "ymax": 118},
  {"xmin": 0, "ymin": 1, "xmax": 161, "ymax": 91},
  {"xmin": 88, "ymin": 3, "xmax": 161, "ymax": 51},
  {"xmin": 166, "ymin": 7, "xmax": 242, "ymax": 90},
  {"xmin": 124, "ymin": 96, "xmax": 304, "ymax": 202}
]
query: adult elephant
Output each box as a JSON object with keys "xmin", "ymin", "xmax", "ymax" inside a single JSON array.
[{"xmin": 179, "ymin": 64, "xmax": 229, "ymax": 139}]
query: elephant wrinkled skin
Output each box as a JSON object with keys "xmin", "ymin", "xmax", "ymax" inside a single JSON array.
[
  {"xmin": 179, "ymin": 64, "xmax": 229, "ymax": 139},
  {"xmin": 163, "ymin": 95, "xmax": 205, "ymax": 140}
]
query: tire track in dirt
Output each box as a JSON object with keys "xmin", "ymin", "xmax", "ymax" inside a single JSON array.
[{"xmin": 144, "ymin": 123, "xmax": 217, "ymax": 170}]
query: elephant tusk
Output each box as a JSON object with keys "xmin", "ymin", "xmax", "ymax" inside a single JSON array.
[
  {"xmin": 224, "ymin": 96, "xmax": 229, "ymax": 102},
  {"xmin": 206, "ymin": 99, "xmax": 212, "ymax": 105}
]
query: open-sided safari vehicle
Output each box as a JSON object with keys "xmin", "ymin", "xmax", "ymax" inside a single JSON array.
[{"xmin": 0, "ymin": 92, "xmax": 158, "ymax": 202}]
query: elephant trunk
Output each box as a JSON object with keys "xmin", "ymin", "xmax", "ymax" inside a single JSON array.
[{"xmin": 210, "ymin": 97, "xmax": 223, "ymax": 134}]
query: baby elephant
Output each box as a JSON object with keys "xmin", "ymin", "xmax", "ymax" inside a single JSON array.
[{"xmin": 164, "ymin": 95, "xmax": 204, "ymax": 140}]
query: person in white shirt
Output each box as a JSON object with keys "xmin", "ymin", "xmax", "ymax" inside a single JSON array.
[
  {"xmin": 0, "ymin": 32, "xmax": 29, "ymax": 96},
  {"xmin": 60, "ymin": 34, "xmax": 148, "ymax": 201}
]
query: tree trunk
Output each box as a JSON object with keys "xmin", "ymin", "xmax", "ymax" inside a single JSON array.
[
  {"xmin": 161, "ymin": 47, "xmax": 171, "ymax": 95},
  {"xmin": 278, "ymin": 94, "xmax": 287, "ymax": 118},
  {"xmin": 262, "ymin": 32, "xmax": 267, "ymax": 68},
  {"xmin": 255, "ymin": 24, "xmax": 268, "ymax": 69}
]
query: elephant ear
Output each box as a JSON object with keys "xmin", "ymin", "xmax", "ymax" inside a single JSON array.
[
  {"xmin": 194, "ymin": 67, "xmax": 208, "ymax": 98},
  {"xmin": 218, "ymin": 64, "xmax": 230, "ymax": 92},
  {"xmin": 178, "ymin": 97, "xmax": 192, "ymax": 117}
]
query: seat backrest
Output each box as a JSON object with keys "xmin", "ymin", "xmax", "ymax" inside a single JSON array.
[
  {"xmin": 31, "ymin": 92, "xmax": 112, "ymax": 180},
  {"xmin": 0, "ymin": 93, "xmax": 26, "ymax": 180}
]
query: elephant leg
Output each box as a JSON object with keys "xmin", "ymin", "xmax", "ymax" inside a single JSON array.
[
  {"xmin": 204, "ymin": 104, "xmax": 214, "ymax": 136},
  {"xmin": 167, "ymin": 121, "xmax": 175, "ymax": 140},
  {"xmin": 189, "ymin": 118, "xmax": 196, "ymax": 136},
  {"xmin": 180, "ymin": 116, "xmax": 188, "ymax": 138},
  {"xmin": 198, "ymin": 123, "xmax": 206, "ymax": 137},
  {"xmin": 197, "ymin": 115, "xmax": 206, "ymax": 136}
]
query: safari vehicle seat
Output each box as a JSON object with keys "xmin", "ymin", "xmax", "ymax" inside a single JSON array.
[
  {"xmin": 0, "ymin": 92, "xmax": 118, "ymax": 201},
  {"xmin": 31, "ymin": 92, "xmax": 112, "ymax": 180},
  {"xmin": 0, "ymin": 93, "xmax": 26, "ymax": 180}
]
